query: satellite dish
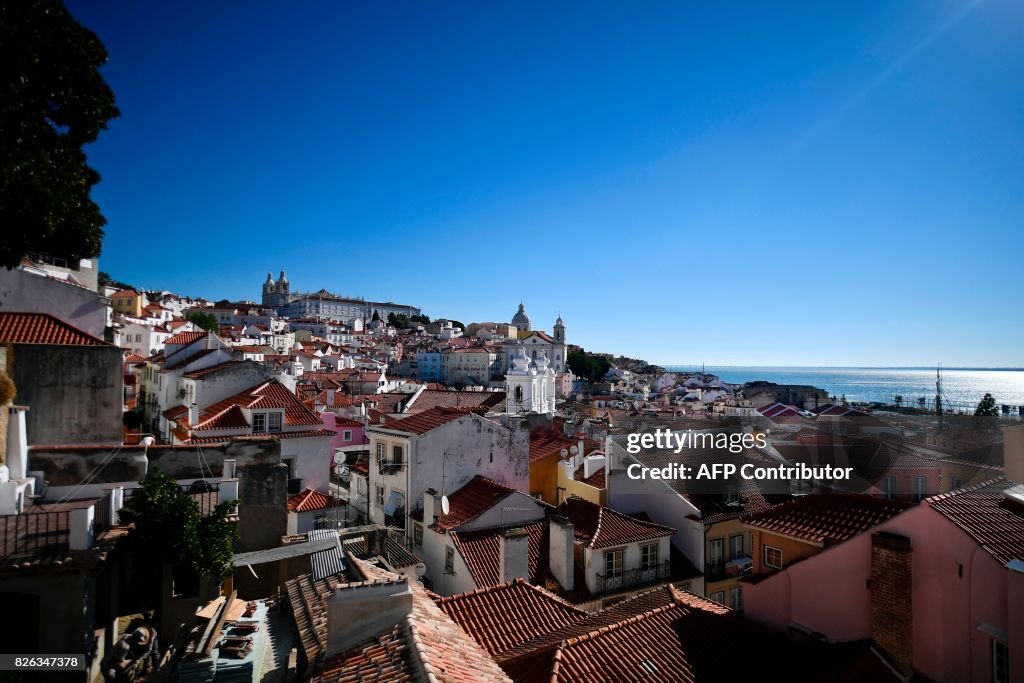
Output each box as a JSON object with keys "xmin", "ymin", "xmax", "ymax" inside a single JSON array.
[
  {"xmin": 440, "ymin": 495, "xmax": 450, "ymax": 515},
  {"xmin": 570, "ymin": 445, "xmax": 579, "ymax": 456},
  {"xmin": 414, "ymin": 562, "xmax": 427, "ymax": 578},
  {"xmin": 560, "ymin": 448, "xmax": 568, "ymax": 459}
]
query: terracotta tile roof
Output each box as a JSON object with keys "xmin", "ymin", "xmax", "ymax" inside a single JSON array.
[
  {"xmin": 285, "ymin": 572, "xmax": 347, "ymax": 671},
  {"xmin": 432, "ymin": 476, "xmax": 515, "ymax": 531},
  {"xmin": 408, "ymin": 390, "xmax": 506, "ymax": 414},
  {"xmin": 558, "ymin": 497, "xmax": 675, "ymax": 549},
  {"xmin": 162, "ymin": 404, "xmax": 188, "ymax": 421},
  {"xmin": 182, "ymin": 429, "xmax": 335, "ymax": 445},
  {"xmin": 573, "ymin": 463, "xmax": 606, "ymax": 489},
  {"xmin": 288, "ymin": 488, "xmax": 342, "ymax": 513},
  {"xmin": 0, "ymin": 312, "xmax": 110, "ymax": 346},
  {"xmin": 165, "ymin": 330, "xmax": 206, "ymax": 346},
  {"xmin": 498, "ymin": 583, "xmax": 895, "ymax": 682},
  {"xmin": 529, "ymin": 429, "xmax": 576, "ymax": 464},
  {"xmin": 181, "ymin": 360, "xmax": 242, "ymax": 379},
  {"xmin": 434, "ymin": 579, "xmax": 588, "ymax": 658},
  {"xmin": 311, "ymin": 557, "xmax": 512, "ymax": 682},
  {"xmin": 194, "ymin": 380, "xmax": 324, "ymax": 432},
  {"xmin": 926, "ymin": 477, "xmax": 1024, "ymax": 565},
  {"xmin": 742, "ymin": 493, "xmax": 912, "ymax": 546},
  {"xmin": 124, "ymin": 352, "xmax": 147, "ymax": 364},
  {"xmin": 451, "ymin": 521, "xmax": 548, "ymax": 589},
  {"xmin": 385, "ymin": 406, "xmax": 489, "ymax": 437}
]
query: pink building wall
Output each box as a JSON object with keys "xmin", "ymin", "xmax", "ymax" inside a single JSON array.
[
  {"xmin": 321, "ymin": 413, "xmax": 367, "ymax": 460},
  {"xmin": 744, "ymin": 503, "xmax": 1016, "ymax": 682}
]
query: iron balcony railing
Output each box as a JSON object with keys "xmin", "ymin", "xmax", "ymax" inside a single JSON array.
[
  {"xmin": 0, "ymin": 510, "xmax": 71, "ymax": 558},
  {"xmin": 596, "ymin": 561, "xmax": 671, "ymax": 595},
  {"xmin": 706, "ymin": 556, "xmax": 753, "ymax": 583}
]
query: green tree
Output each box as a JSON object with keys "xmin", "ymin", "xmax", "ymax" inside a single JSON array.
[
  {"xmin": 1, "ymin": 0, "xmax": 120, "ymax": 268},
  {"xmin": 372, "ymin": 310, "xmax": 381, "ymax": 322},
  {"xmin": 120, "ymin": 470, "xmax": 239, "ymax": 582},
  {"xmin": 567, "ymin": 350, "xmax": 611, "ymax": 382},
  {"xmin": 410, "ymin": 314, "xmax": 431, "ymax": 325},
  {"xmin": 974, "ymin": 393, "xmax": 999, "ymax": 417},
  {"xmin": 185, "ymin": 310, "xmax": 220, "ymax": 332}
]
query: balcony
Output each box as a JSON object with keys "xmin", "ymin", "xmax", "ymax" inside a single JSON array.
[
  {"xmin": 0, "ymin": 510, "xmax": 71, "ymax": 558},
  {"xmin": 378, "ymin": 460, "xmax": 405, "ymax": 476},
  {"xmin": 707, "ymin": 556, "xmax": 752, "ymax": 583},
  {"xmin": 596, "ymin": 561, "xmax": 671, "ymax": 595}
]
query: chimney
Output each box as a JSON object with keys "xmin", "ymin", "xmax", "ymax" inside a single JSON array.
[
  {"xmin": 424, "ymin": 488, "xmax": 439, "ymax": 526},
  {"xmin": 583, "ymin": 454, "xmax": 606, "ymax": 480},
  {"xmin": 5, "ymin": 406, "xmax": 29, "ymax": 480},
  {"xmin": 1004, "ymin": 424, "xmax": 1024, "ymax": 487},
  {"xmin": 500, "ymin": 527, "xmax": 530, "ymax": 583},
  {"xmin": 70, "ymin": 505, "xmax": 96, "ymax": 550},
  {"xmin": 206, "ymin": 331, "xmax": 217, "ymax": 350},
  {"xmin": 548, "ymin": 516, "xmax": 574, "ymax": 591},
  {"xmin": 870, "ymin": 532, "xmax": 913, "ymax": 675},
  {"xmin": 326, "ymin": 580, "xmax": 413, "ymax": 658}
]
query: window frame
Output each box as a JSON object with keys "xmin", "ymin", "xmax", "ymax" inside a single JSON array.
[
  {"xmin": 729, "ymin": 585, "xmax": 743, "ymax": 612},
  {"xmin": 445, "ymin": 547, "xmax": 455, "ymax": 574},
  {"xmin": 764, "ymin": 545, "xmax": 783, "ymax": 570},
  {"xmin": 267, "ymin": 411, "xmax": 282, "ymax": 433},
  {"xmin": 993, "ymin": 639, "xmax": 1008, "ymax": 683},
  {"xmin": 375, "ymin": 484, "xmax": 385, "ymax": 506},
  {"xmin": 604, "ymin": 548, "xmax": 624, "ymax": 577},
  {"xmin": 640, "ymin": 542, "xmax": 659, "ymax": 570},
  {"xmin": 252, "ymin": 412, "xmax": 266, "ymax": 433},
  {"xmin": 413, "ymin": 523, "xmax": 423, "ymax": 548},
  {"xmin": 913, "ymin": 475, "xmax": 928, "ymax": 502},
  {"xmin": 710, "ymin": 591, "xmax": 725, "ymax": 605},
  {"xmin": 729, "ymin": 533, "xmax": 744, "ymax": 560}
]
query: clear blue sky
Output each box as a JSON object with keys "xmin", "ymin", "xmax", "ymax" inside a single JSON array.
[{"xmin": 68, "ymin": 0, "xmax": 1024, "ymax": 367}]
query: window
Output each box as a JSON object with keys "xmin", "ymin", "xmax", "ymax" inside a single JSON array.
[
  {"xmin": 268, "ymin": 411, "xmax": 282, "ymax": 433},
  {"xmin": 729, "ymin": 586, "xmax": 743, "ymax": 612},
  {"xmin": 343, "ymin": 430, "xmax": 353, "ymax": 441},
  {"xmin": 640, "ymin": 543, "xmax": 659, "ymax": 570},
  {"xmin": 445, "ymin": 547, "xmax": 455, "ymax": 574},
  {"xmin": 709, "ymin": 538, "xmax": 724, "ymax": 569},
  {"xmin": 604, "ymin": 549, "xmax": 623, "ymax": 577},
  {"xmin": 392, "ymin": 445, "xmax": 403, "ymax": 463},
  {"xmin": 375, "ymin": 484, "xmax": 385, "ymax": 506},
  {"xmin": 376, "ymin": 443, "xmax": 386, "ymax": 460},
  {"xmin": 730, "ymin": 534, "xmax": 744, "ymax": 560},
  {"xmin": 883, "ymin": 476, "xmax": 896, "ymax": 500},
  {"xmin": 252, "ymin": 412, "xmax": 266, "ymax": 432},
  {"xmin": 710, "ymin": 591, "xmax": 725, "ymax": 605},
  {"xmin": 913, "ymin": 476, "xmax": 928, "ymax": 502},
  {"xmin": 993, "ymin": 639, "xmax": 1008, "ymax": 683},
  {"xmin": 413, "ymin": 524, "xmax": 423, "ymax": 548},
  {"xmin": 951, "ymin": 476, "xmax": 964, "ymax": 490},
  {"xmin": 764, "ymin": 545, "xmax": 783, "ymax": 570}
]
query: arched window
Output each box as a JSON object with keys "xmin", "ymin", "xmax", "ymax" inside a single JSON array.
[{"xmin": 515, "ymin": 386, "xmax": 523, "ymax": 403}]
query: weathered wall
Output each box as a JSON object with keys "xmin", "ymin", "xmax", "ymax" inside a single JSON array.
[
  {"xmin": 0, "ymin": 267, "xmax": 107, "ymax": 338},
  {"xmin": 8, "ymin": 343, "xmax": 123, "ymax": 446},
  {"xmin": 237, "ymin": 461, "xmax": 289, "ymax": 552}
]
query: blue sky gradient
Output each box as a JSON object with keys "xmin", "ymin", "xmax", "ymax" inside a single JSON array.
[{"xmin": 68, "ymin": 0, "xmax": 1024, "ymax": 366}]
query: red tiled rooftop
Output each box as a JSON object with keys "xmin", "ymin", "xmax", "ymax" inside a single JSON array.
[
  {"xmin": 385, "ymin": 406, "xmax": 489, "ymax": 436},
  {"xmin": 529, "ymin": 429, "xmax": 576, "ymax": 464},
  {"xmin": 194, "ymin": 380, "xmax": 324, "ymax": 432},
  {"xmin": 558, "ymin": 496, "xmax": 674, "ymax": 549},
  {"xmin": 165, "ymin": 330, "xmax": 207, "ymax": 346},
  {"xmin": 288, "ymin": 488, "xmax": 341, "ymax": 513},
  {"xmin": 434, "ymin": 579, "xmax": 587, "ymax": 658},
  {"xmin": 741, "ymin": 493, "xmax": 912, "ymax": 546},
  {"xmin": 450, "ymin": 521, "xmax": 547, "ymax": 588},
  {"xmin": 0, "ymin": 312, "xmax": 110, "ymax": 346},
  {"xmin": 927, "ymin": 476, "xmax": 1024, "ymax": 565},
  {"xmin": 433, "ymin": 476, "xmax": 515, "ymax": 531}
]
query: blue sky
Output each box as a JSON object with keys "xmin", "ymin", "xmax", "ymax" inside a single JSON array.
[{"xmin": 69, "ymin": 0, "xmax": 1024, "ymax": 366}]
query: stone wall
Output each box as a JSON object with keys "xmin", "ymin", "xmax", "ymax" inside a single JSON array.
[{"xmin": 8, "ymin": 343, "xmax": 123, "ymax": 446}]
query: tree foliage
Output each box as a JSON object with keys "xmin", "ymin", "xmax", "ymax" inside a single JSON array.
[
  {"xmin": 185, "ymin": 310, "xmax": 220, "ymax": 332},
  {"xmin": 567, "ymin": 350, "xmax": 611, "ymax": 382},
  {"xmin": 974, "ymin": 393, "xmax": 998, "ymax": 417},
  {"xmin": 120, "ymin": 470, "xmax": 239, "ymax": 582},
  {"xmin": 98, "ymin": 270, "xmax": 135, "ymax": 291},
  {"xmin": 1, "ymin": 0, "xmax": 120, "ymax": 268}
]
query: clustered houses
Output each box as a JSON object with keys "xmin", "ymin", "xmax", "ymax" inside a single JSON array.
[{"xmin": 2, "ymin": 262, "xmax": 1021, "ymax": 682}]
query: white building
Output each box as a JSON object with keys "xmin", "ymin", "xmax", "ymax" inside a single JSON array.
[{"xmin": 505, "ymin": 346, "xmax": 556, "ymax": 416}]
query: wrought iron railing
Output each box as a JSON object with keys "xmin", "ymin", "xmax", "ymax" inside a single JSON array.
[
  {"xmin": 595, "ymin": 561, "xmax": 671, "ymax": 594},
  {"xmin": 0, "ymin": 511, "xmax": 71, "ymax": 558}
]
